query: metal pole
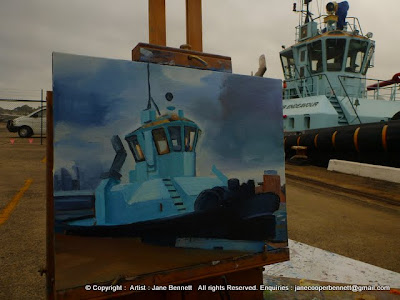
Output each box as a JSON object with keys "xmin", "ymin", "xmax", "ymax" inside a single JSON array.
[{"xmin": 46, "ymin": 91, "xmax": 55, "ymax": 299}]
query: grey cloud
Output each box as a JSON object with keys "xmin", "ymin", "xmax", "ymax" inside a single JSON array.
[{"xmin": 0, "ymin": 0, "xmax": 398, "ymax": 92}]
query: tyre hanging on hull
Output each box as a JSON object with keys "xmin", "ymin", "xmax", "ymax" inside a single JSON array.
[{"xmin": 284, "ymin": 120, "xmax": 400, "ymax": 168}]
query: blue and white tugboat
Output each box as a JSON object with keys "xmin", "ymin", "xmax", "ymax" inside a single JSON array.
[{"xmin": 281, "ymin": 1, "xmax": 400, "ymax": 166}]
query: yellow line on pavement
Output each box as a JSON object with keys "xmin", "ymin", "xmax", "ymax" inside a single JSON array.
[{"xmin": 0, "ymin": 179, "xmax": 33, "ymax": 226}]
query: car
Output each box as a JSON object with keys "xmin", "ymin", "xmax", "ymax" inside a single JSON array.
[{"xmin": 6, "ymin": 107, "xmax": 46, "ymax": 138}]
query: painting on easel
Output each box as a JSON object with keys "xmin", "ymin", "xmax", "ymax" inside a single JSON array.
[{"xmin": 52, "ymin": 52, "xmax": 287, "ymax": 288}]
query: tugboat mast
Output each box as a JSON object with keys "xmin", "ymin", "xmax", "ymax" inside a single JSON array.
[{"xmin": 293, "ymin": 0, "xmax": 314, "ymax": 27}]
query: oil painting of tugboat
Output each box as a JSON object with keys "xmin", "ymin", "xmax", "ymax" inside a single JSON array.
[
  {"xmin": 52, "ymin": 53, "xmax": 286, "ymax": 251},
  {"xmin": 280, "ymin": 1, "xmax": 400, "ymax": 167}
]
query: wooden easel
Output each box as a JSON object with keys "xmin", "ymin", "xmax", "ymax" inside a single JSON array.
[
  {"xmin": 132, "ymin": 0, "xmax": 232, "ymax": 72},
  {"xmin": 46, "ymin": 2, "xmax": 289, "ymax": 299}
]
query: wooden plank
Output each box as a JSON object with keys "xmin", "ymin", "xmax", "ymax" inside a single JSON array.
[
  {"xmin": 46, "ymin": 91, "xmax": 55, "ymax": 300},
  {"xmin": 185, "ymin": 0, "xmax": 203, "ymax": 52},
  {"xmin": 132, "ymin": 43, "xmax": 232, "ymax": 72},
  {"xmin": 148, "ymin": 0, "xmax": 166, "ymax": 46},
  {"xmin": 56, "ymin": 244, "xmax": 288, "ymax": 299},
  {"xmin": 54, "ymin": 235, "xmax": 255, "ymax": 290}
]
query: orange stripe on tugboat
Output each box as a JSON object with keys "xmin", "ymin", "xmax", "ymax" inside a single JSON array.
[
  {"xmin": 314, "ymin": 133, "xmax": 319, "ymax": 149},
  {"xmin": 331, "ymin": 131, "xmax": 338, "ymax": 149},
  {"xmin": 381, "ymin": 125, "xmax": 388, "ymax": 151},
  {"xmin": 353, "ymin": 127, "xmax": 360, "ymax": 152}
]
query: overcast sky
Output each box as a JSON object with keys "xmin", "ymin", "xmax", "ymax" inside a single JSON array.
[{"xmin": 0, "ymin": 0, "xmax": 399, "ymax": 98}]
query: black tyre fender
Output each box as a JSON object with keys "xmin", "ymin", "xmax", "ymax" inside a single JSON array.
[
  {"xmin": 18, "ymin": 126, "xmax": 33, "ymax": 138},
  {"xmin": 194, "ymin": 186, "xmax": 226, "ymax": 212}
]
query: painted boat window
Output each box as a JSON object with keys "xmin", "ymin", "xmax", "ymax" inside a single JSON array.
[
  {"xmin": 346, "ymin": 39, "xmax": 368, "ymax": 73},
  {"xmin": 152, "ymin": 128, "xmax": 170, "ymax": 155},
  {"xmin": 308, "ymin": 40, "xmax": 323, "ymax": 73},
  {"xmin": 184, "ymin": 126, "xmax": 196, "ymax": 152},
  {"xmin": 168, "ymin": 126, "xmax": 182, "ymax": 152},
  {"xmin": 362, "ymin": 45, "xmax": 374, "ymax": 75},
  {"xmin": 326, "ymin": 39, "xmax": 346, "ymax": 71},
  {"xmin": 126, "ymin": 135, "xmax": 145, "ymax": 162},
  {"xmin": 280, "ymin": 50, "xmax": 296, "ymax": 79}
]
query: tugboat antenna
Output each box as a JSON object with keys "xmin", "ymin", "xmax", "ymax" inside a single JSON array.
[
  {"xmin": 146, "ymin": 63, "xmax": 161, "ymax": 115},
  {"xmin": 304, "ymin": 0, "xmax": 312, "ymax": 23}
]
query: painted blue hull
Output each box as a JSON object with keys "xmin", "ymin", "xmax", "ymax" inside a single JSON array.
[
  {"xmin": 58, "ymin": 203, "xmax": 278, "ymax": 244},
  {"xmin": 55, "ymin": 189, "xmax": 281, "ymax": 243}
]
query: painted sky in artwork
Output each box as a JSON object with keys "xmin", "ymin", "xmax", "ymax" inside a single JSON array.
[{"xmin": 53, "ymin": 53, "xmax": 284, "ymax": 190}]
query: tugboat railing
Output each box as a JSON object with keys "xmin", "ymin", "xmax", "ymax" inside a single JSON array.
[
  {"xmin": 285, "ymin": 73, "xmax": 342, "ymax": 100},
  {"xmin": 291, "ymin": 65, "xmax": 306, "ymax": 98},
  {"xmin": 337, "ymin": 76, "xmax": 362, "ymax": 124},
  {"xmin": 297, "ymin": 15, "xmax": 364, "ymax": 40},
  {"xmin": 339, "ymin": 75, "xmax": 400, "ymax": 101},
  {"xmin": 343, "ymin": 17, "xmax": 363, "ymax": 36},
  {"xmin": 285, "ymin": 74, "xmax": 400, "ymax": 102},
  {"xmin": 368, "ymin": 83, "xmax": 399, "ymax": 101},
  {"xmin": 286, "ymin": 64, "xmax": 316, "ymax": 98},
  {"xmin": 284, "ymin": 73, "xmax": 357, "ymax": 124}
]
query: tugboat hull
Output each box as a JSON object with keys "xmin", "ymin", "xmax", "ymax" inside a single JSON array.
[
  {"xmin": 285, "ymin": 120, "xmax": 400, "ymax": 167},
  {"xmin": 57, "ymin": 190, "xmax": 281, "ymax": 244}
]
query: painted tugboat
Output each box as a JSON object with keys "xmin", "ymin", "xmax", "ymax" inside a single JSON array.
[
  {"xmin": 280, "ymin": 1, "xmax": 400, "ymax": 166},
  {"xmin": 54, "ymin": 67, "xmax": 282, "ymax": 247}
]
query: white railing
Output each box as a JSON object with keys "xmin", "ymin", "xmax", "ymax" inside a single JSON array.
[
  {"xmin": 339, "ymin": 76, "xmax": 400, "ymax": 101},
  {"xmin": 367, "ymin": 83, "xmax": 399, "ymax": 101}
]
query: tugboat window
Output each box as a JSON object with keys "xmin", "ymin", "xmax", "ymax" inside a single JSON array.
[
  {"xmin": 304, "ymin": 116, "xmax": 311, "ymax": 129},
  {"xmin": 280, "ymin": 50, "xmax": 296, "ymax": 79},
  {"xmin": 308, "ymin": 41, "xmax": 323, "ymax": 73},
  {"xmin": 168, "ymin": 126, "xmax": 182, "ymax": 152},
  {"xmin": 346, "ymin": 40, "xmax": 368, "ymax": 73},
  {"xmin": 362, "ymin": 45, "xmax": 374, "ymax": 75},
  {"xmin": 289, "ymin": 118, "xmax": 295, "ymax": 128},
  {"xmin": 326, "ymin": 39, "xmax": 346, "ymax": 71},
  {"xmin": 300, "ymin": 50, "xmax": 306, "ymax": 62},
  {"xmin": 184, "ymin": 126, "xmax": 196, "ymax": 152},
  {"xmin": 300, "ymin": 67, "xmax": 305, "ymax": 78},
  {"xmin": 152, "ymin": 128, "xmax": 170, "ymax": 155},
  {"xmin": 126, "ymin": 135, "xmax": 145, "ymax": 162}
]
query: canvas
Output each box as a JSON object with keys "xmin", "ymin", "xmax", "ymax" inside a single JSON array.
[{"xmin": 52, "ymin": 52, "xmax": 287, "ymax": 290}]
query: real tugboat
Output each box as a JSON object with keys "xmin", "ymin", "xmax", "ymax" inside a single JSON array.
[{"xmin": 280, "ymin": 1, "xmax": 400, "ymax": 167}]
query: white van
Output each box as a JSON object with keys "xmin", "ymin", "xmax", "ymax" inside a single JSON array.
[{"xmin": 7, "ymin": 107, "xmax": 46, "ymax": 138}]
